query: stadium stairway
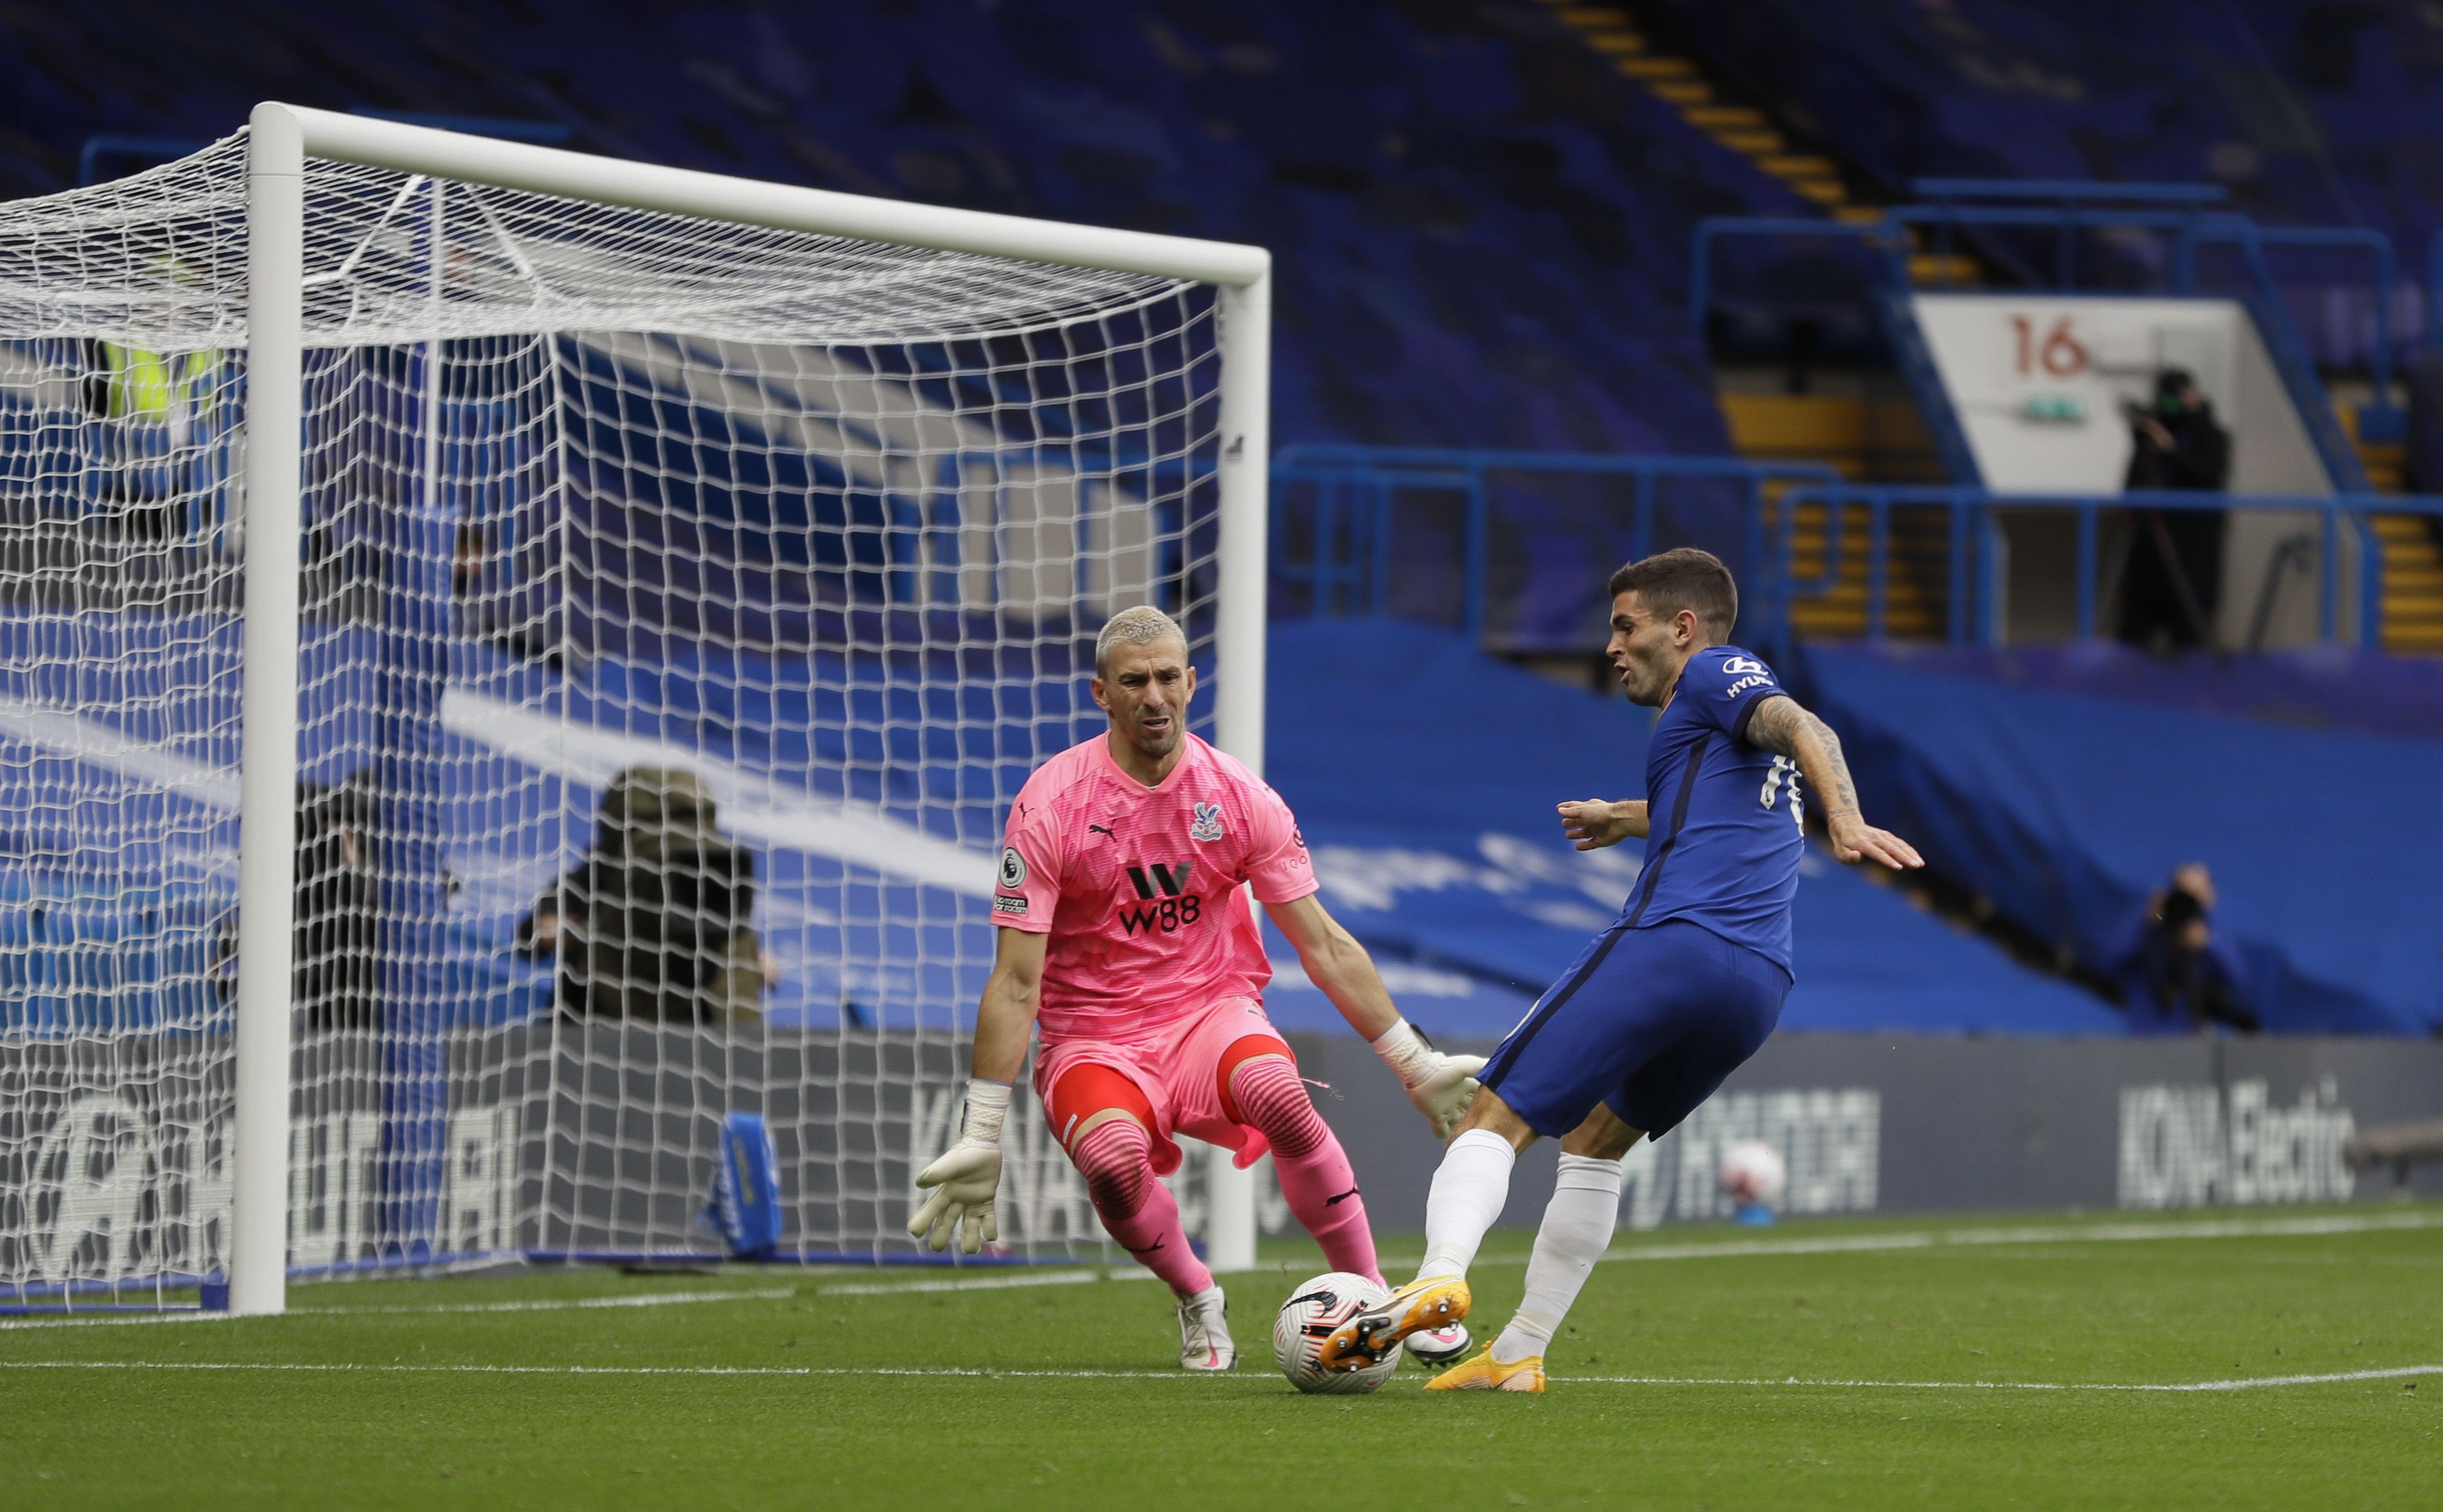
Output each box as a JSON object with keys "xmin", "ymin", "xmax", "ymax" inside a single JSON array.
[
  {"xmin": 2336, "ymin": 406, "xmax": 2443, "ymax": 655},
  {"xmin": 1258, "ymin": 617, "xmax": 2123, "ymax": 1038},
  {"xmin": 1714, "ymin": 382, "xmax": 1951, "ymax": 641},
  {"xmin": 1514, "ymin": 0, "xmax": 1986, "ymax": 644},
  {"xmin": 1531, "ymin": 0, "xmax": 1979, "ymax": 285}
]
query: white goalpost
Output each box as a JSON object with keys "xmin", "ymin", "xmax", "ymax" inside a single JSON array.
[{"xmin": 1, "ymin": 102, "xmax": 1269, "ymax": 1317}]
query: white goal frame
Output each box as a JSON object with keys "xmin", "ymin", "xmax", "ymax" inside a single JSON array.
[{"xmin": 230, "ymin": 101, "xmax": 1274, "ymax": 1316}]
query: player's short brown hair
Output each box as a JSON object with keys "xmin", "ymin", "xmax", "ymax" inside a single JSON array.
[{"xmin": 1607, "ymin": 547, "xmax": 1738, "ymax": 639}]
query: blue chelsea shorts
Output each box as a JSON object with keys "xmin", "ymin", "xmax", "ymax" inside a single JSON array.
[{"xmin": 1479, "ymin": 918, "xmax": 1791, "ymax": 1140}]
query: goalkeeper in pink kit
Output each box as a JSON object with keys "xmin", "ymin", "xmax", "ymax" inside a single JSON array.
[{"xmin": 909, "ymin": 607, "xmax": 1482, "ymax": 1371}]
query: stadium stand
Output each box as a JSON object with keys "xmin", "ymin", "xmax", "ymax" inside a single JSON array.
[
  {"xmin": 1648, "ymin": 0, "xmax": 2443, "ymax": 363},
  {"xmin": 1645, "ymin": 0, "xmax": 2439, "ymax": 241},
  {"xmin": 0, "ymin": 0, "xmax": 1823, "ymax": 458},
  {"xmin": 1827, "ymin": 639, "xmax": 2443, "ymax": 744},
  {"xmin": 7, "ymin": 1, "xmax": 2434, "ymax": 1045},
  {"xmin": 1799, "ymin": 642, "xmax": 2443, "ymax": 1034}
]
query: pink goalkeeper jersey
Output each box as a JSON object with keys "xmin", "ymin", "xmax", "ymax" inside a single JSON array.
[{"xmin": 993, "ymin": 731, "xmax": 1318, "ymax": 1044}]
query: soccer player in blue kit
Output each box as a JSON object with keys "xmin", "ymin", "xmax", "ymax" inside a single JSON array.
[{"xmin": 1317, "ymin": 547, "xmax": 1925, "ymax": 1391}]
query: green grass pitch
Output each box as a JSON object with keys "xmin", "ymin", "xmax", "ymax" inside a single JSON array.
[{"xmin": 4, "ymin": 1204, "xmax": 2438, "ymax": 1510}]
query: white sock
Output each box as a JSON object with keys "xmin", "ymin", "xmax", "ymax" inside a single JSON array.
[
  {"xmin": 1491, "ymin": 1152, "xmax": 1624, "ymax": 1365},
  {"xmin": 1416, "ymin": 1128, "xmax": 1516, "ymax": 1281}
]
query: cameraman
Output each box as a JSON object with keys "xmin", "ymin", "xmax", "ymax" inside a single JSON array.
[
  {"xmin": 517, "ymin": 765, "xmax": 771, "ymax": 1023},
  {"xmin": 2119, "ymin": 369, "xmax": 2232, "ymax": 652},
  {"xmin": 2101, "ymin": 862, "xmax": 2256, "ymax": 1035}
]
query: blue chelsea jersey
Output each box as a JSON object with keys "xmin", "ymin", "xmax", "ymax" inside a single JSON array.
[{"xmin": 1619, "ymin": 644, "xmax": 1803, "ymax": 972}]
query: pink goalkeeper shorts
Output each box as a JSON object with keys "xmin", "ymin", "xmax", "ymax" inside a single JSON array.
[{"xmin": 1032, "ymin": 995, "xmax": 1293, "ymax": 1177}]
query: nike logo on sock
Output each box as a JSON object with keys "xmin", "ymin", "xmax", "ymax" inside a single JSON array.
[
  {"xmin": 1125, "ymin": 1238, "xmax": 1166, "ymax": 1255},
  {"xmin": 1323, "ymin": 1186, "xmax": 1362, "ymax": 1207}
]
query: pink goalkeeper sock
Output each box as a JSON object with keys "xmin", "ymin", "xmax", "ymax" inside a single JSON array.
[
  {"xmin": 1071, "ymin": 1116, "xmax": 1213, "ymax": 1297},
  {"xmin": 1230, "ymin": 1056, "xmax": 1380, "ymax": 1284}
]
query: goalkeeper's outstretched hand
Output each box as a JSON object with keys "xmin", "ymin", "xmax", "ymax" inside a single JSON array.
[
  {"xmin": 909, "ymin": 1140, "xmax": 1002, "ymax": 1253},
  {"xmin": 1405, "ymin": 1051, "xmax": 1486, "ymax": 1139},
  {"xmin": 1371, "ymin": 1018, "xmax": 1486, "ymax": 1140}
]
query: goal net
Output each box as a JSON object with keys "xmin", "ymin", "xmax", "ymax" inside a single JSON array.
[{"xmin": 0, "ymin": 111, "xmax": 1266, "ymax": 1310}]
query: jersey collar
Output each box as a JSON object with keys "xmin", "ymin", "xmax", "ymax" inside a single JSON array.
[{"xmin": 1093, "ymin": 729, "xmax": 1203, "ymax": 792}]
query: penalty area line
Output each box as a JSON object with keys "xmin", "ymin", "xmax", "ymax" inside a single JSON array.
[
  {"xmin": 1, "ymin": 1360, "xmax": 2433, "ymax": 1393},
  {"xmin": 0, "ymin": 1287, "xmax": 801, "ymax": 1331}
]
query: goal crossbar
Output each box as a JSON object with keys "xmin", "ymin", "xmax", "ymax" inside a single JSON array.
[
  {"xmin": 267, "ymin": 104, "xmax": 1272, "ymax": 289},
  {"xmin": 227, "ymin": 101, "xmax": 1274, "ymax": 1316}
]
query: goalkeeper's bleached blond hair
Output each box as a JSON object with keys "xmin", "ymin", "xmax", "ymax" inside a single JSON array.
[{"xmin": 1094, "ymin": 605, "xmax": 1187, "ymax": 674}]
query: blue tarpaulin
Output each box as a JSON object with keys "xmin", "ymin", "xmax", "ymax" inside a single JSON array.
[
  {"xmin": 1260, "ymin": 620, "xmax": 2122, "ymax": 1038},
  {"xmin": 0, "ymin": 612, "xmax": 2133, "ymax": 1042},
  {"xmin": 1799, "ymin": 644, "xmax": 2443, "ymax": 1035}
]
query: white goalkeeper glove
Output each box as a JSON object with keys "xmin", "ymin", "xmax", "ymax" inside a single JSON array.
[
  {"xmin": 1370, "ymin": 1019, "xmax": 1486, "ymax": 1140},
  {"xmin": 908, "ymin": 1079, "xmax": 1010, "ymax": 1253}
]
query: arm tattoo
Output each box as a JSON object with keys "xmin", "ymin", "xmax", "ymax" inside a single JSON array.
[
  {"xmin": 1744, "ymin": 694, "xmax": 1804, "ymax": 756},
  {"xmin": 1745, "ymin": 695, "xmax": 1862, "ymax": 821}
]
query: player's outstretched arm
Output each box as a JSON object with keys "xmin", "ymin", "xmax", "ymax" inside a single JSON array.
[
  {"xmin": 908, "ymin": 927, "xmax": 1046, "ymax": 1253},
  {"xmin": 1556, "ymin": 798, "xmax": 1649, "ymax": 849},
  {"xmin": 1743, "ymin": 695, "xmax": 1925, "ymax": 872},
  {"xmin": 1265, "ymin": 893, "xmax": 1486, "ymax": 1139}
]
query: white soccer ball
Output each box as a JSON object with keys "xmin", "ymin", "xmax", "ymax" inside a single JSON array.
[
  {"xmin": 1719, "ymin": 1138, "xmax": 1788, "ymax": 1208},
  {"xmin": 1272, "ymin": 1271, "xmax": 1401, "ymax": 1395}
]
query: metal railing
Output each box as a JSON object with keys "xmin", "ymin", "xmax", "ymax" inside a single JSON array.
[
  {"xmin": 1270, "ymin": 446, "xmax": 1839, "ymax": 645},
  {"xmin": 1264, "ymin": 446, "xmax": 2443, "ymax": 657},
  {"xmin": 1769, "ymin": 483, "xmax": 2443, "ymax": 648}
]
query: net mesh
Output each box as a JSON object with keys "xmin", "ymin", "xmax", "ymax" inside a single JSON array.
[{"xmin": 0, "ymin": 132, "xmax": 1228, "ymax": 1301}]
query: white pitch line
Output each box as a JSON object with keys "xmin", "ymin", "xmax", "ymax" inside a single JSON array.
[
  {"xmin": 0, "ymin": 1359, "xmax": 2432, "ymax": 1393},
  {"xmin": 1589, "ymin": 1211, "xmax": 2443, "ymax": 1266},
  {"xmin": 0, "ymin": 1274, "xmax": 1141, "ymax": 1329},
  {"xmin": 295, "ymin": 1287, "xmax": 801, "ymax": 1316},
  {"xmin": 818, "ymin": 1269, "xmax": 1161, "ymax": 1298},
  {"xmin": 744, "ymin": 1211, "xmax": 2443, "ymax": 1301},
  {"xmin": 815, "ymin": 1211, "xmax": 2443, "ymax": 1293},
  {"xmin": 7, "ymin": 1210, "xmax": 2433, "ymax": 1327},
  {"xmin": 0, "ymin": 1312, "xmax": 229, "ymax": 1334},
  {"xmin": 1570, "ymin": 1364, "xmax": 2443, "ymax": 1393},
  {"xmin": 0, "ymin": 1287, "xmax": 799, "ymax": 1331}
]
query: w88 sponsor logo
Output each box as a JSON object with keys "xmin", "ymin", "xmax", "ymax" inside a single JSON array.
[
  {"xmin": 1119, "ymin": 860, "xmax": 1203, "ymax": 936},
  {"xmin": 1120, "ymin": 893, "xmax": 1204, "ymax": 936}
]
